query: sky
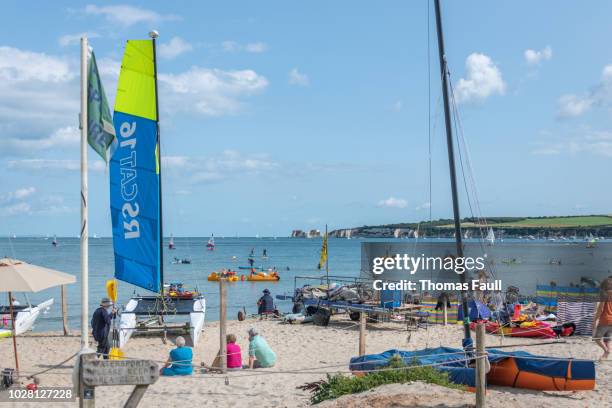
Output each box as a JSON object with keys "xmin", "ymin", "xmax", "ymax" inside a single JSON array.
[{"xmin": 0, "ymin": 1, "xmax": 610, "ymax": 237}]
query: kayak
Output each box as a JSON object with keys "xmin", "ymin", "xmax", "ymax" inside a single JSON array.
[
  {"xmin": 238, "ymin": 266, "xmax": 264, "ymax": 270},
  {"xmin": 470, "ymin": 321, "xmax": 556, "ymax": 338},
  {"xmin": 247, "ymin": 272, "xmax": 280, "ymax": 282}
]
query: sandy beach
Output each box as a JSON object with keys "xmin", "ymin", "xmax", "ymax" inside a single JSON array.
[{"xmin": 0, "ymin": 315, "xmax": 610, "ymax": 407}]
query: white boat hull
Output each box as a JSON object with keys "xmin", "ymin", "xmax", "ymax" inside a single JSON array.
[
  {"xmin": 119, "ymin": 296, "xmax": 206, "ymax": 348},
  {"xmin": 0, "ymin": 298, "xmax": 53, "ymax": 338}
]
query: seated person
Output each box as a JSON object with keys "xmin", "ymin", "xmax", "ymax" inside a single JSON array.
[
  {"xmin": 160, "ymin": 336, "xmax": 193, "ymax": 376},
  {"xmin": 226, "ymin": 334, "xmax": 242, "ymax": 370},
  {"xmin": 247, "ymin": 327, "xmax": 276, "ymax": 369},
  {"xmin": 257, "ymin": 289, "xmax": 274, "ymax": 317}
]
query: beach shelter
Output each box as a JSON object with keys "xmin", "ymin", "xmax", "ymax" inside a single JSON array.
[
  {"xmin": 0, "ymin": 258, "xmax": 76, "ymax": 373},
  {"xmin": 457, "ymin": 299, "xmax": 491, "ymax": 321}
]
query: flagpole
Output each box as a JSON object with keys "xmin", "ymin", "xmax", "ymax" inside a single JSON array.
[
  {"xmin": 80, "ymin": 36, "xmax": 89, "ymax": 350},
  {"xmin": 325, "ymin": 224, "xmax": 329, "ymax": 292}
]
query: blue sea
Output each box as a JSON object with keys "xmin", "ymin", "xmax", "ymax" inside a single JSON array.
[
  {"xmin": 0, "ymin": 237, "xmax": 360, "ymax": 332},
  {"xmin": 2, "ymin": 237, "xmax": 610, "ymax": 332}
]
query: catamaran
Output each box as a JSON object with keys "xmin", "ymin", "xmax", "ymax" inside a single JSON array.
[
  {"xmin": 0, "ymin": 298, "xmax": 53, "ymax": 338},
  {"xmin": 206, "ymin": 234, "xmax": 215, "ymax": 250},
  {"xmin": 108, "ymin": 32, "xmax": 205, "ymax": 348},
  {"xmin": 168, "ymin": 234, "xmax": 175, "ymax": 250}
]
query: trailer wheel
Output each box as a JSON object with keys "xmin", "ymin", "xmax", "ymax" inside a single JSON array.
[
  {"xmin": 313, "ymin": 308, "xmax": 331, "ymax": 326},
  {"xmin": 305, "ymin": 306, "xmax": 318, "ymax": 316},
  {"xmin": 349, "ymin": 312, "xmax": 360, "ymax": 321},
  {"xmin": 292, "ymin": 302, "xmax": 304, "ymax": 314}
]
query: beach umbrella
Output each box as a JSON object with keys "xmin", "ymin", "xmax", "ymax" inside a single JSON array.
[{"xmin": 0, "ymin": 258, "xmax": 76, "ymax": 374}]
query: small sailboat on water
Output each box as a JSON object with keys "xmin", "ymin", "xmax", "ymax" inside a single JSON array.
[
  {"xmin": 52, "ymin": 235, "xmax": 58, "ymax": 247},
  {"xmin": 206, "ymin": 234, "xmax": 215, "ymax": 250},
  {"xmin": 485, "ymin": 227, "xmax": 495, "ymax": 245},
  {"xmin": 168, "ymin": 234, "xmax": 175, "ymax": 250}
]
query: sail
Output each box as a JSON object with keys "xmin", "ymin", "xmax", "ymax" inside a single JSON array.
[
  {"xmin": 317, "ymin": 232, "xmax": 328, "ymax": 270},
  {"xmin": 109, "ymin": 39, "xmax": 161, "ymax": 292},
  {"xmin": 486, "ymin": 228, "xmax": 495, "ymax": 244}
]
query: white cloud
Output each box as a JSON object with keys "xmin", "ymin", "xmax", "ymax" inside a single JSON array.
[
  {"xmin": 7, "ymin": 159, "xmax": 105, "ymax": 172},
  {"xmin": 6, "ymin": 126, "xmax": 79, "ymax": 154},
  {"xmin": 0, "ymin": 187, "xmax": 36, "ymax": 217},
  {"xmin": 0, "ymin": 46, "xmax": 77, "ymax": 140},
  {"xmin": 524, "ymin": 46, "xmax": 552, "ymax": 66},
  {"xmin": 158, "ymin": 37, "xmax": 193, "ymax": 60},
  {"xmin": 531, "ymin": 129, "xmax": 612, "ymax": 157},
  {"xmin": 0, "ymin": 203, "xmax": 32, "ymax": 217},
  {"xmin": 245, "ymin": 42, "xmax": 268, "ymax": 53},
  {"xmin": 557, "ymin": 64, "xmax": 612, "ymax": 118},
  {"xmin": 391, "ymin": 100, "xmax": 402, "ymax": 112},
  {"xmin": 13, "ymin": 187, "xmax": 36, "ymax": 200},
  {"xmin": 159, "ymin": 67, "xmax": 268, "ymax": 116},
  {"xmin": 289, "ymin": 68, "xmax": 309, "ymax": 86},
  {"xmin": 454, "ymin": 53, "xmax": 505, "ymax": 103},
  {"xmin": 415, "ymin": 202, "xmax": 431, "ymax": 211},
  {"xmin": 158, "ymin": 150, "xmax": 278, "ymax": 184},
  {"xmin": 83, "ymin": 4, "xmax": 179, "ymax": 27},
  {"xmin": 222, "ymin": 41, "xmax": 268, "ymax": 53},
  {"xmin": 377, "ymin": 197, "xmax": 408, "ymax": 209},
  {"xmin": 0, "ymin": 46, "xmax": 72, "ymax": 83},
  {"xmin": 0, "ymin": 187, "xmax": 36, "ymax": 204},
  {"xmin": 557, "ymin": 94, "xmax": 593, "ymax": 118},
  {"xmin": 59, "ymin": 32, "xmax": 100, "ymax": 47}
]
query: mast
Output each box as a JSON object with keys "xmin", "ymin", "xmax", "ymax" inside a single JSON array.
[
  {"xmin": 433, "ymin": 0, "xmax": 471, "ymax": 342},
  {"xmin": 149, "ymin": 30, "xmax": 164, "ymax": 292}
]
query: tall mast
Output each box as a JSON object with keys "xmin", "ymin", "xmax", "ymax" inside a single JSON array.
[
  {"xmin": 150, "ymin": 30, "xmax": 164, "ymax": 291},
  {"xmin": 433, "ymin": 0, "xmax": 471, "ymax": 342}
]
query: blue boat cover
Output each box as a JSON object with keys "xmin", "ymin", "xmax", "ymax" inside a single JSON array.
[
  {"xmin": 458, "ymin": 299, "xmax": 491, "ymax": 321},
  {"xmin": 350, "ymin": 347, "xmax": 595, "ymax": 387},
  {"xmin": 349, "ymin": 347, "xmax": 475, "ymax": 387}
]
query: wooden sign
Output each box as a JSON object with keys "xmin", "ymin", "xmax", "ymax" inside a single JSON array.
[{"xmin": 81, "ymin": 359, "xmax": 159, "ymax": 387}]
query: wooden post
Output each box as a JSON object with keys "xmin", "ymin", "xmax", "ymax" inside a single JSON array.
[
  {"xmin": 61, "ymin": 285, "xmax": 69, "ymax": 335},
  {"xmin": 124, "ymin": 385, "xmax": 149, "ymax": 408},
  {"xmin": 8, "ymin": 292, "xmax": 19, "ymax": 375},
  {"xmin": 79, "ymin": 353, "xmax": 95, "ymax": 408},
  {"xmin": 443, "ymin": 302, "xmax": 448, "ymax": 326},
  {"xmin": 219, "ymin": 278, "xmax": 227, "ymax": 373},
  {"xmin": 475, "ymin": 323, "xmax": 486, "ymax": 408},
  {"xmin": 359, "ymin": 312, "xmax": 366, "ymax": 356}
]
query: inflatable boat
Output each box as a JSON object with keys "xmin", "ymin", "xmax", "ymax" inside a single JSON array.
[{"xmin": 350, "ymin": 347, "xmax": 595, "ymax": 391}]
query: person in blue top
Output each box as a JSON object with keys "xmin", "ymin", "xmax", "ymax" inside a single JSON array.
[
  {"xmin": 160, "ymin": 336, "xmax": 193, "ymax": 376},
  {"xmin": 247, "ymin": 327, "xmax": 276, "ymax": 369}
]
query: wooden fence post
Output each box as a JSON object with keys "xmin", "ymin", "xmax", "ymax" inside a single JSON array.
[
  {"xmin": 61, "ymin": 285, "xmax": 69, "ymax": 335},
  {"xmin": 219, "ymin": 278, "xmax": 227, "ymax": 373},
  {"xmin": 359, "ymin": 312, "xmax": 366, "ymax": 356},
  {"xmin": 443, "ymin": 302, "xmax": 448, "ymax": 326},
  {"xmin": 475, "ymin": 322, "xmax": 486, "ymax": 408},
  {"xmin": 79, "ymin": 353, "xmax": 95, "ymax": 408}
]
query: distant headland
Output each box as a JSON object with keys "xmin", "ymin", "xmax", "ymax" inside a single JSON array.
[{"xmin": 293, "ymin": 215, "xmax": 612, "ymax": 239}]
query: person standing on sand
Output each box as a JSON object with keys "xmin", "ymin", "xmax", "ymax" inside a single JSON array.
[
  {"xmin": 593, "ymin": 277, "xmax": 612, "ymax": 360},
  {"xmin": 91, "ymin": 297, "xmax": 115, "ymax": 359},
  {"xmin": 246, "ymin": 327, "xmax": 276, "ymax": 369}
]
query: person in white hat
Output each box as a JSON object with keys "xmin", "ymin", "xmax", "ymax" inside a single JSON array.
[{"xmin": 91, "ymin": 297, "xmax": 116, "ymax": 359}]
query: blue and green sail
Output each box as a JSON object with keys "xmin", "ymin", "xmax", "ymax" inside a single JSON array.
[{"xmin": 109, "ymin": 40, "xmax": 162, "ymax": 292}]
